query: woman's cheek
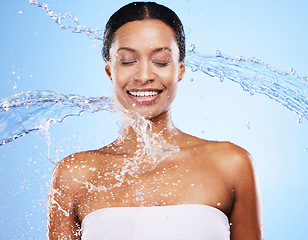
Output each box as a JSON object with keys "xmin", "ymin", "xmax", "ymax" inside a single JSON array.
[{"xmin": 160, "ymin": 70, "xmax": 179, "ymax": 85}]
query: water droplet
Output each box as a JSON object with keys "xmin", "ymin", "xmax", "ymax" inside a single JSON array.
[
  {"xmin": 18, "ymin": 11, "xmax": 22, "ymax": 15},
  {"xmin": 297, "ymin": 116, "xmax": 304, "ymax": 123},
  {"xmin": 247, "ymin": 121, "xmax": 251, "ymax": 129},
  {"xmin": 189, "ymin": 44, "xmax": 195, "ymax": 52},
  {"xmin": 190, "ymin": 78, "xmax": 194, "ymax": 82},
  {"xmin": 190, "ymin": 65, "xmax": 198, "ymax": 72},
  {"xmin": 250, "ymin": 89, "xmax": 255, "ymax": 96},
  {"xmin": 215, "ymin": 50, "xmax": 222, "ymax": 57},
  {"xmin": 290, "ymin": 68, "xmax": 296, "ymax": 75},
  {"xmin": 30, "ymin": 0, "xmax": 38, "ymax": 4}
]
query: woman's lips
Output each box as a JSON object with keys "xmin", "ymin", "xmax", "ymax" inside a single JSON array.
[{"xmin": 127, "ymin": 89, "xmax": 163, "ymax": 104}]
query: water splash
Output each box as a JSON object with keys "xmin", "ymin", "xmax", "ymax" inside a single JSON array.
[
  {"xmin": 116, "ymin": 102, "xmax": 180, "ymax": 164},
  {"xmin": 1, "ymin": 1, "xmax": 308, "ymax": 146},
  {"xmin": 29, "ymin": 1, "xmax": 308, "ymax": 118},
  {"xmin": 0, "ymin": 90, "xmax": 113, "ymax": 146},
  {"xmin": 29, "ymin": 0, "xmax": 103, "ymax": 41},
  {"xmin": 185, "ymin": 47, "xmax": 308, "ymax": 122}
]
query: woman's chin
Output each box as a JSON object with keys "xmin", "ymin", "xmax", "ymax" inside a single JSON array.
[
  {"xmin": 113, "ymin": 99, "xmax": 168, "ymax": 122},
  {"xmin": 130, "ymin": 110, "xmax": 157, "ymax": 120},
  {"xmin": 127, "ymin": 108, "xmax": 163, "ymax": 121},
  {"xmin": 137, "ymin": 110, "xmax": 168, "ymax": 121}
]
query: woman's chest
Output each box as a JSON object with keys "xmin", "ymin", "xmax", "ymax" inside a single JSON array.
[{"xmin": 75, "ymin": 156, "xmax": 234, "ymax": 222}]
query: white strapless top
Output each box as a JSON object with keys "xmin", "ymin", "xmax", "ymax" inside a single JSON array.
[{"xmin": 81, "ymin": 204, "xmax": 230, "ymax": 240}]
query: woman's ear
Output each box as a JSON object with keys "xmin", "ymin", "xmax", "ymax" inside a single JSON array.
[
  {"xmin": 178, "ymin": 57, "xmax": 186, "ymax": 82},
  {"xmin": 104, "ymin": 57, "xmax": 112, "ymax": 81}
]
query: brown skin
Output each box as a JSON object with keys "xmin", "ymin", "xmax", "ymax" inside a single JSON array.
[{"xmin": 47, "ymin": 20, "xmax": 263, "ymax": 240}]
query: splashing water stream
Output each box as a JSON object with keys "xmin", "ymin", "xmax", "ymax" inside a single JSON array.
[
  {"xmin": 0, "ymin": 90, "xmax": 113, "ymax": 145},
  {"xmin": 1, "ymin": 13, "xmax": 307, "ymax": 146},
  {"xmin": 5, "ymin": 3, "xmax": 304, "ymax": 134},
  {"xmin": 0, "ymin": 5, "xmax": 307, "ymax": 210},
  {"xmin": 1, "ymin": 1, "xmax": 308, "ymax": 239},
  {"xmin": 2, "ymin": 45, "xmax": 308, "ymax": 145}
]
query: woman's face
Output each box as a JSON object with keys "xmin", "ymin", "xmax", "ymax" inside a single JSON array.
[{"xmin": 105, "ymin": 20, "xmax": 185, "ymax": 120}]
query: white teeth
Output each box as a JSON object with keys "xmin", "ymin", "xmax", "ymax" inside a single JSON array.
[{"xmin": 128, "ymin": 90, "xmax": 160, "ymax": 97}]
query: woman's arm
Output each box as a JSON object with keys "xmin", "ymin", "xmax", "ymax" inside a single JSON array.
[
  {"xmin": 47, "ymin": 157, "xmax": 81, "ymax": 240},
  {"xmin": 229, "ymin": 147, "xmax": 263, "ymax": 240}
]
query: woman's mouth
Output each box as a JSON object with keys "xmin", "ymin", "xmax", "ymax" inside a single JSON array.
[
  {"xmin": 128, "ymin": 90, "xmax": 162, "ymax": 97},
  {"xmin": 127, "ymin": 90, "xmax": 163, "ymax": 104}
]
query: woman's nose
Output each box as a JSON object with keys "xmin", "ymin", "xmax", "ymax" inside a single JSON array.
[{"xmin": 134, "ymin": 61, "xmax": 155, "ymax": 84}]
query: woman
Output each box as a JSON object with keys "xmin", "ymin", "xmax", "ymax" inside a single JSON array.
[{"xmin": 47, "ymin": 2, "xmax": 263, "ymax": 239}]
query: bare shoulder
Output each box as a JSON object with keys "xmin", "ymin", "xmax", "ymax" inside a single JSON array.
[
  {"xmin": 204, "ymin": 140, "xmax": 254, "ymax": 166},
  {"xmin": 180, "ymin": 131, "xmax": 255, "ymax": 172},
  {"xmin": 209, "ymin": 142, "xmax": 263, "ymax": 239},
  {"xmin": 198, "ymin": 140, "xmax": 257, "ymax": 184},
  {"xmin": 179, "ymin": 132, "xmax": 254, "ymax": 169},
  {"xmin": 51, "ymin": 149, "xmax": 110, "ymax": 191},
  {"xmin": 218, "ymin": 141, "xmax": 255, "ymax": 173}
]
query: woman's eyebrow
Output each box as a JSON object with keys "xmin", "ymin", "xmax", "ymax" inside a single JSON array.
[
  {"xmin": 117, "ymin": 47, "xmax": 135, "ymax": 53},
  {"xmin": 117, "ymin": 47, "xmax": 172, "ymax": 53},
  {"xmin": 153, "ymin": 47, "xmax": 172, "ymax": 53}
]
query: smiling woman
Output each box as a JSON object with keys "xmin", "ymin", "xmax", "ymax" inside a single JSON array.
[
  {"xmin": 105, "ymin": 20, "xmax": 185, "ymax": 119},
  {"xmin": 47, "ymin": 2, "xmax": 262, "ymax": 240}
]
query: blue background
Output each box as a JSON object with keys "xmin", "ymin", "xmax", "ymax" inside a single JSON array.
[{"xmin": 0, "ymin": 0, "xmax": 308, "ymax": 239}]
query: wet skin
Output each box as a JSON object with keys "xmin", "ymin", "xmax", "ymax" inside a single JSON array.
[
  {"xmin": 48, "ymin": 20, "xmax": 263, "ymax": 240},
  {"xmin": 105, "ymin": 20, "xmax": 185, "ymax": 120}
]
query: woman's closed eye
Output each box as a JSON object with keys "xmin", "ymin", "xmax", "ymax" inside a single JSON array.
[
  {"xmin": 119, "ymin": 59, "xmax": 170, "ymax": 66},
  {"xmin": 151, "ymin": 50, "xmax": 172, "ymax": 67},
  {"xmin": 153, "ymin": 61, "xmax": 170, "ymax": 67},
  {"xmin": 120, "ymin": 60, "xmax": 137, "ymax": 65},
  {"xmin": 152, "ymin": 56, "xmax": 171, "ymax": 67},
  {"xmin": 116, "ymin": 53, "xmax": 137, "ymax": 66}
]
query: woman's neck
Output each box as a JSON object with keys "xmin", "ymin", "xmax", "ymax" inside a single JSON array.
[{"xmin": 114, "ymin": 110, "xmax": 181, "ymax": 152}]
